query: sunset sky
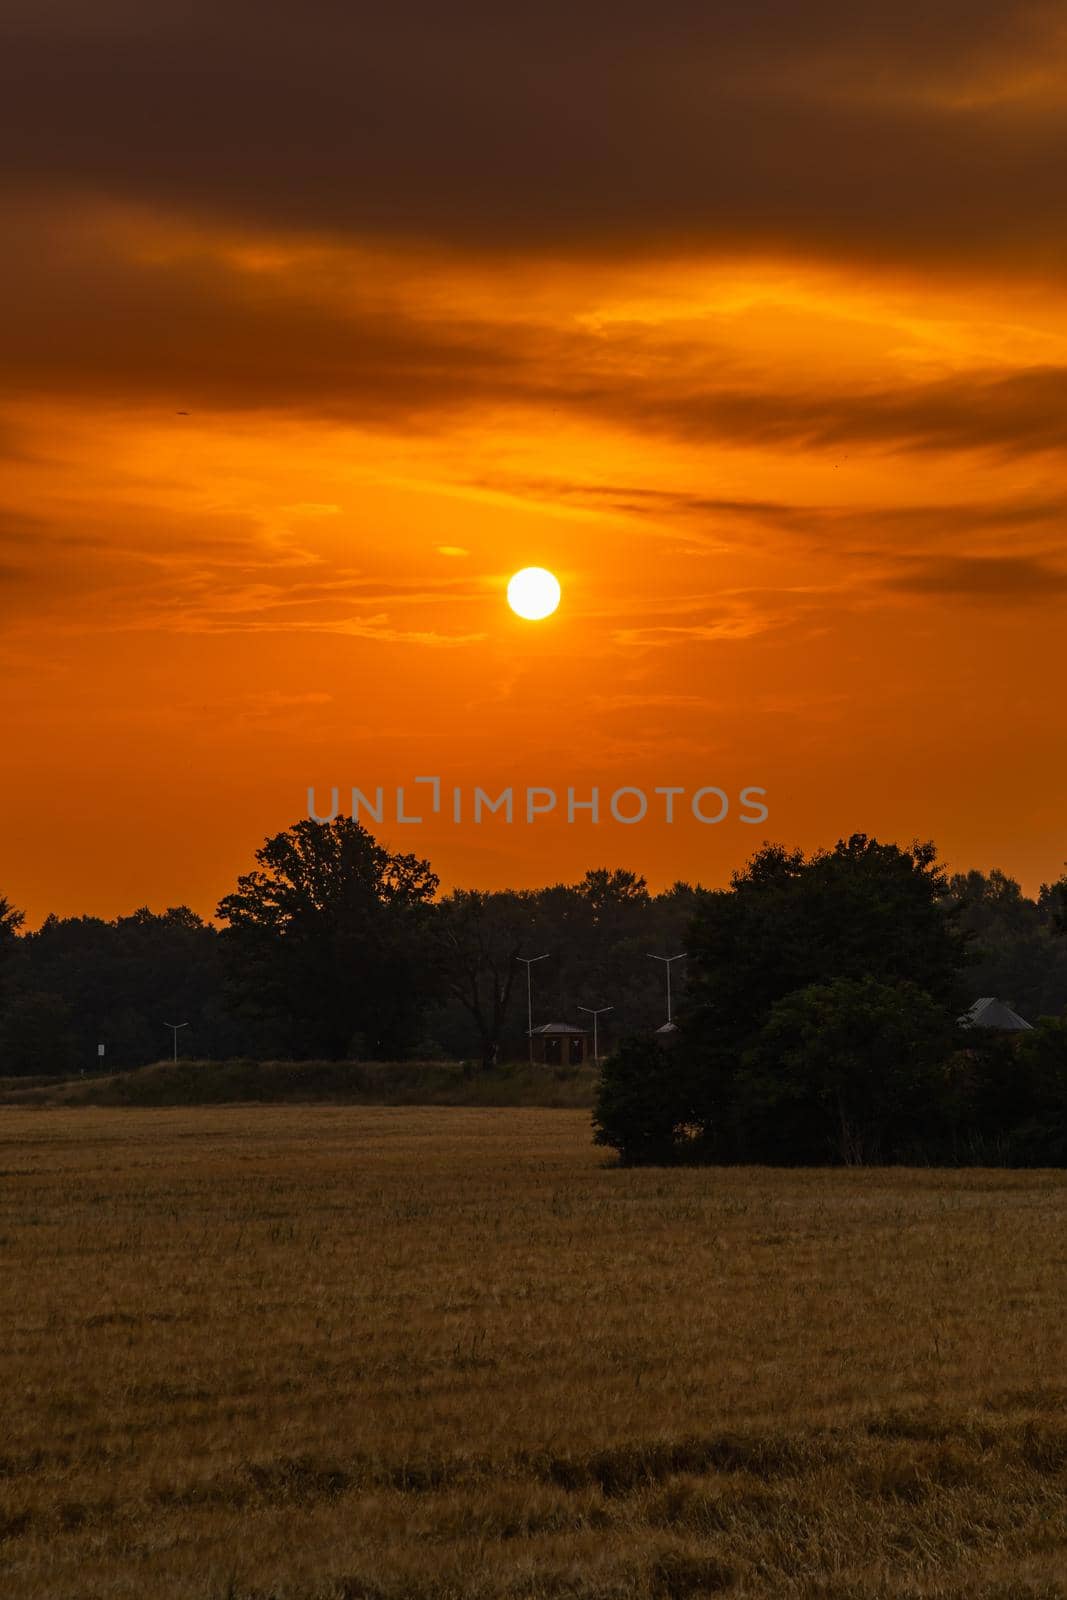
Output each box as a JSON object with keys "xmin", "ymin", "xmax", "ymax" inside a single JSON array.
[{"xmin": 3, "ymin": 1, "xmax": 1067, "ymax": 921}]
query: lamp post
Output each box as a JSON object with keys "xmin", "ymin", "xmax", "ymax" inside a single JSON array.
[
  {"xmin": 577, "ymin": 1004, "xmax": 613, "ymax": 1063},
  {"xmin": 164, "ymin": 1021, "xmax": 189, "ymax": 1062},
  {"xmin": 516, "ymin": 953, "xmax": 549, "ymax": 1063},
  {"xmin": 648, "ymin": 953, "xmax": 687, "ymax": 1026}
]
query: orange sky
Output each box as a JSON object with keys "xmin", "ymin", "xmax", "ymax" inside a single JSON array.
[{"xmin": 3, "ymin": 3, "xmax": 1067, "ymax": 921}]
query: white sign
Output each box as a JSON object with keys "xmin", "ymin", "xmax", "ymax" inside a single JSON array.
[{"xmin": 97, "ymin": 1044, "xmax": 105, "ymax": 1057}]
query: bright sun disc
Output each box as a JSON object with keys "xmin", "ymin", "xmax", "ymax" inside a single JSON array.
[{"xmin": 507, "ymin": 566, "xmax": 561, "ymax": 620}]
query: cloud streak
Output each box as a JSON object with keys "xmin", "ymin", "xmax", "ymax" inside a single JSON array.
[
  {"xmin": 881, "ymin": 554, "xmax": 1067, "ymax": 602},
  {"xmin": 5, "ymin": 210, "xmax": 1067, "ymax": 467}
]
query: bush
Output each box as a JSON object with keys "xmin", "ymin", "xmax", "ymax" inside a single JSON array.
[{"xmin": 594, "ymin": 1035, "xmax": 680, "ymax": 1164}]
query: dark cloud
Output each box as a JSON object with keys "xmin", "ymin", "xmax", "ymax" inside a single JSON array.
[
  {"xmin": 0, "ymin": 223, "xmax": 519, "ymax": 421},
  {"xmin": 882, "ymin": 553, "xmax": 1067, "ymax": 601},
  {"xmin": 1, "ymin": 1, "xmax": 1065, "ymax": 266},
  {"xmin": 578, "ymin": 367, "xmax": 1067, "ymax": 457},
  {"xmin": 4, "ymin": 217, "xmax": 1067, "ymax": 463}
]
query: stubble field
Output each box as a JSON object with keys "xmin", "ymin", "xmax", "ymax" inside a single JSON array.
[{"xmin": 1, "ymin": 1106, "xmax": 1066, "ymax": 1599}]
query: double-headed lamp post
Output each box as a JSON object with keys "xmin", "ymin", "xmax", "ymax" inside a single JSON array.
[
  {"xmin": 516, "ymin": 953, "xmax": 549, "ymax": 1063},
  {"xmin": 648, "ymin": 952, "xmax": 687, "ymax": 1026},
  {"xmin": 577, "ymin": 1004, "xmax": 613, "ymax": 1063},
  {"xmin": 164, "ymin": 1021, "xmax": 189, "ymax": 1062}
]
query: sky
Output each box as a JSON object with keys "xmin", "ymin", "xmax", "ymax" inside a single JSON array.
[{"xmin": 3, "ymin": 0, "xmax": 1067, "ymax": 921}]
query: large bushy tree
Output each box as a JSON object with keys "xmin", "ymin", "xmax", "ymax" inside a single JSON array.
[
  {"xmin": 217, "ymin": 816, "xmax": 438, "ymax": 1059},
  {"xmin": 597, "ymin": 834, "xmax": 973, "ymax": 1164},
  {"xmin": 740, "ymin": 977, "xmax": 954, "ymax": 1165}
]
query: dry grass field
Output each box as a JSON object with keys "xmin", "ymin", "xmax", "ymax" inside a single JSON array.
[{"xmin": 1, "ymin": 1106, "xmax": 1066, "ymax": 1600}]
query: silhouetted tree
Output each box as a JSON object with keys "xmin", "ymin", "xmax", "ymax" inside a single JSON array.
[
  {"xmin": 1043, "ymin": 867, "xmax": 1067, "ymax": 941},
  {"xmin": 0, "ymin": 896, "xmax": 23, "ymax": 943},
  {"xmin": 435, "ymin": 889, "xmax": 532, "ymax": 1069},
  {"xmin": 598, "ymin": 835, "xmax": 972, "ymax": 1164},
  {"xmin": 217, "ymin": 816, "xmax": 438, "ymax": 1059},
  {"xmin": 0, "ymin": 895, "xmax": 24, "ymax": 1006},
  {"xmin": 949, "ymin": 868, "xmax": 1067, "ymax": 1020}
]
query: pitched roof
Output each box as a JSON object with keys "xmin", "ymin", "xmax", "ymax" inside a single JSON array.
[
  {"xmin": 958, "ymin": 996, "xmax": 1033, "ymax": 1031},
  {"xmin": 529, "ymin": 1021, "xmax": 588, "ymax": 1035}
]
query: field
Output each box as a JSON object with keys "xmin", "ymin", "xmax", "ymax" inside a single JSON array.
[{"xmin": 2, "ymin": 1108, "xmax": 1067, "ymax": 1600}]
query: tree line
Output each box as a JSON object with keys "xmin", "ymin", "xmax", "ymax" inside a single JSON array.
[
  {"xmin": 0, "ymin": 816, "xmax": 699, "ymax": 1074},
  {"xmin": 2, "ymin": 818, "xmax": 1066, "ymax": 1168}
]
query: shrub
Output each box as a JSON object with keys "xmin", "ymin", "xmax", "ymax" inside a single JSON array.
[{"xmin": 594, "ymin": 1035, "xmax": 681, "ymax": 1164}]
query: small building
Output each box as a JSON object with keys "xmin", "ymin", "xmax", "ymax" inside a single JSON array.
[
  {"xmin": 654, "ymin": 1020, "xmax": 680, "ymax": 1047},
  {"xmin": 529, "ymin": 1021, "xmax": 589, "ymax": 1066},
  {"xmin": 957, "ymin": 997, "xmax": 1034, "ymax": 1032}
]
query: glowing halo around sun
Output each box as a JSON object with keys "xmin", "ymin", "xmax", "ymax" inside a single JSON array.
[{"xmin": 507, "ymin": 566, "xmax": 561, "ymax": 620}]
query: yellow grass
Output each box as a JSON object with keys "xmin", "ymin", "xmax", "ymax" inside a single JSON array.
[{"xmin": 1, "ymin": 1106, "xmax": 1066, "ymax": 1599}]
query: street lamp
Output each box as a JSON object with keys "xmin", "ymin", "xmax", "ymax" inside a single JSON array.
[
  {"xmin": 648, "ymin": 953, "xmax": 687, "ymax": 1026},
  {"xmin": 164, "ymin": 1021, "xmax": 189, "ymax": 1062},
  {"xmin": 516, "ymin": 953, "xmax": 549, "ymax": 1063},
  {"xmin": 577, "ymin": 1004, "xmax": 613, "ymax": 1063}
]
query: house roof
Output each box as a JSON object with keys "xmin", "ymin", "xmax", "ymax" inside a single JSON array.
[
  {"xmin": 958, "ymin": 996, "xmax": 1034, "ymax": 1031},
  {"xmin": 529, "ymin": 1021, "xmax": 588, "ymax": 1035}
]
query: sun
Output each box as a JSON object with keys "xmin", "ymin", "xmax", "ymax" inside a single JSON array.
[{"xmin": 507, "ymin": 566, "xmax": 561, "ymax": 620}]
